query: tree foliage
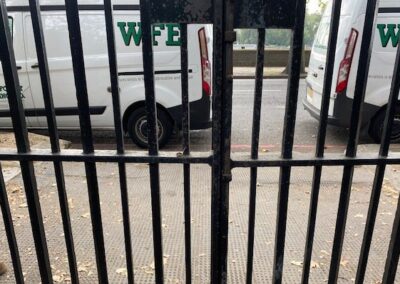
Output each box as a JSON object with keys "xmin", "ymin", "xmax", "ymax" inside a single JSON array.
[{"xmin": 236, "ymin": 0, "xmax": 328, "ymax": 48}]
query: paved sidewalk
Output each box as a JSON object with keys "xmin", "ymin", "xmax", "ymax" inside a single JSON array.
[
  {"xmin": 0, "ymin": 132, "xmax": 71, "ymax": 183},
  {"xmin": 0, "ymin": 151, "xmax": 399, "ymax": 283},
  {"xmin": 233, "ymin": 67, "xmax": 308, "ymax": 79}
]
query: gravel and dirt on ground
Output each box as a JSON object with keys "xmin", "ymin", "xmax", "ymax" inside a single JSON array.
[{"xmin": 0, "ymin": 136, "xmax": 399, "ymax": 282}]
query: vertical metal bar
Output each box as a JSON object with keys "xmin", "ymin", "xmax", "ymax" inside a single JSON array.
[
  {"xmin": 210, "ymin": 0, "xmax": 225, "ymax": 280},
  {"xmin": 28, "ymin": 1, "xmax": 79, "ymax": 282},
  {"xmin": 373, "ymin": 44, "xmax": 400, "ymax": 284},
  {"xmin": 64, "ymin": 1, "xmax": 109, "ymax": 282},
  {"xmin": 327, "ymin": 0, "xmax": 379, "ymax": 282},
  {"xmin": 0, "ymin": 2, "xmax": 53, "ymax": 283},
  {"xmin": 301, "ymin": 0, "xmax": 342, "ymax": 282},
  {"xmin": 272, "ymin": 0, "xmax": 306, "ymax": 283},
  {"xmin": 210, "ymin": 0, "xmax": 235, "ymax": 281},
  {"xmin": 139, "ymin": 1, "xmax": 164, "ymax": 282},
  {"xmin": 103, "ymin": 1, "xmax": 134, "ymax": 283},
  {"xmin": 180, "ymin": 23, "xmax": 192, "ymax": 284},
  {"xmin": 382, "ymin": 199, "xmax": 400, "ymax": 283},
  {"xmin": 246, "ymin": 28, "xmax": 265, "ymax": 284},
  {"xmin": 356, "ymin": 42, "xmax": 400, "ymax": 284},
  {"xmin": 0, "ymin": 163, "xmax": 24, "ymax": 284}
]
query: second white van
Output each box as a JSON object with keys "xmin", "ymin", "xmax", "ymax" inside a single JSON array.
[
  {"xmin": 303, "ymin": 0, "xmax": 400, "ymax": 142},
  {"xmin": 1, "ymin": 0, "xmax": 212, "ymax": 147}
]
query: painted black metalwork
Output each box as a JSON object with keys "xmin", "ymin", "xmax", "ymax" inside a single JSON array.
[
  {"xmin": 0, "ymin": 163, "xmax": 24, "ymax": 284},
  {"xmin": 301, "ymin": 0, "xmax": 342, "ymax": 282},
  {"xmin": 0, "ymin": 2, "xmax": 52, "ymax": 283},
  {"xmin": 64, "ymin": 0, "xmax": 109, "ymax": 282},
  {"xmin": 103, "ymin": 0, "xmax": 134, "ymax": 283},
  {"xmin": 273, "ymin": 0, "xmax": 306, "ymax": 282},
  {"xmin": 28, "ymin": 0, "xmax": 79, "ymax": 282},
  {"xmin": 379, "ymin": 37, "xmax": 400, "ymax": 284},
  {"xmin": 180, "ymin": 23, "xmax": 193, "ymax": 284},
  {"xmin": 140, "ymin": 0, "xmax": 165, "ymax": 282},
  {"xmin": 246, "ymin": 28, "xmax": 265, "ymax": 284},
  {"xmin": 328, "ymin": 0, "xmax": 379, "ymax": 282},
  {"xmin": 1, "ymin": 0, "xmax": 400, "ymax": 283}
]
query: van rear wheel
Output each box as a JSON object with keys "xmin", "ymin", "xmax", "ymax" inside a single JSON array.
[
  {"xmin": 127, "ymin": 107, "xmax": 173, "ymax": 148},
  {"xmin": 369, "ymin": 105, "xmax": 400, "ymax": 143}
]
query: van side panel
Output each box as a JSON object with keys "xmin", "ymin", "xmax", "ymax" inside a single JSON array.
[
  {"xmin": 22, "ymin": 8, "xmax": 205, "ymax": 129},
  {"xmin": 348, "ymin": 9, "xmax": 400, "ymax": 107}
]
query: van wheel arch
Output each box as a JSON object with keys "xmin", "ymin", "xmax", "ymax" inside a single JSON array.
[
  {"xmin": 368, "ymin": 102, "xmax": 400, "ymax": 143},
  {"xmin": 122, "ymin": 101, "xmax": 175, "ymax": 134}
]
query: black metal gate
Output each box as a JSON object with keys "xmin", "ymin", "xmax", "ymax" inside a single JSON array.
[{"xmin": 0, "ymin": 0, "xmax": 400, "ymax": 283}]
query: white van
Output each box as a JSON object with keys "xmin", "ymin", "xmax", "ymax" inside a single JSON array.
[
  {"xmin": 0, "ymin": 0, "xmax": 212, "ymax": 147},
  {"xmin": 304, "ymin": 0, "xmax": 400, "ymax": 142}
]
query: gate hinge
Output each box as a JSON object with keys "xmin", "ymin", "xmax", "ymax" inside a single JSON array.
[{"xmin": 224, "ymin": 31, "xmax": 236, "ymax": 43}]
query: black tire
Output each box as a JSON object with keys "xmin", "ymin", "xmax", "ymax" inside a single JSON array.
[
  {"xmin": 369, "ymin": 104, "xmax": 400, "ymax": 143},
  {"xmin": 127, "ymin": 107, "xmax": 173, "ymax": 148}
]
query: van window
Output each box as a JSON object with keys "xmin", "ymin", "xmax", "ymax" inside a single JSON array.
[
  {"xmin": 313, "ymin": 19, "xmax": 330, "ymax": 54},
  {"xmin": 8, "ymin": 16, "xmax": 13, "ymax": 39}
]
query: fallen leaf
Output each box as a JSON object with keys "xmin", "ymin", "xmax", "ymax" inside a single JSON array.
[
  {"xmin": 81, "ymin": 213, "xmax": 90, "ymax": 219},
  {"xmin": 78, "ymin": 266, "xmax": 88, "ymax": 273},
  {"xmin": 311, "ymin": 261, "xmax": 320, "ymax": 268},
  {"xmin": 53, "ymin": 275, "xmax": 64, "ymax": 282},
  {"xmin": 116, "ymin": 268, "xmax": 127, "ymax": 275},
  {"xmin": 340, "ymin": 260, "xmax": 349, "ymax": 267},
  {"xmin": 291, "ymin": 261, "xmax": 303, "ymax": 267}
]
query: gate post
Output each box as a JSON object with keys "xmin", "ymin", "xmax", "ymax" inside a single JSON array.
[{"xmin": 210, "ymin": 0, "xmax": 235, "ymax": 282}]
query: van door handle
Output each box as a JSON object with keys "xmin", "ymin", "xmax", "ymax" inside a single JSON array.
[
  {"xmin": 318, "ymin": 65, "xmax": 324, "ymax": 70},
  {"xmin": 31, "ymin": 63, "xmax": 39, "ymax": 69},
  {"xmin": 16, "ymin": 66, "xmax": 22, "ymax": 70},
  {"xmin": 107, "ymin": 86, "xmax": 121, "ymax": 93}
]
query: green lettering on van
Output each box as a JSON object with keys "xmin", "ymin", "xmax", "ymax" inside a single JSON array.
[
  {"xmin": 152, "ymin": 24, "xmax": 165, "ymax": 46},
  {"xmin": 165, "ymin": 24, "xmax": 181, "ymax": 46},
  {"xmin": 0, "ymin": 86, "xmax": 25, "ymax": 99},
  {"xmin": 118, "ymin": 22, "xmax": 142, "ymax": 46},
  {"xmin": 377, "ymin": 24, "xmax": 400, "ymax": 48},
  {"xmin": 117, "ymin": 22, "xmax": 181, "ymax": 46}
]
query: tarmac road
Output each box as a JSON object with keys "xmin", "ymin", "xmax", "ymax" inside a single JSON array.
[{"xmin": 59, "ymin": 79, "xmax": 377, "ymax": 153}]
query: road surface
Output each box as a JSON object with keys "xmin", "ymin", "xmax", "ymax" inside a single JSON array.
[{"xmin": 58, "ymin": 79, "xmax": 375, "ymax": 153}]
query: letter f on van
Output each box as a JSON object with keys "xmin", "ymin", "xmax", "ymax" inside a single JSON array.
[
  {"xmin": 377, "ymin": 24, "xmax": 400, "ymax": 48},
  {"xmin": 118, "ymin": 22, "xmax": 142, "ymax": 46}
]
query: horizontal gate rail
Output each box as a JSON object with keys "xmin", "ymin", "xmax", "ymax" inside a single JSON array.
[
  {"xmin": 1, "ymin": 0, "xmax": 400, "ymax": 283},
  {"xmin": 0, "ymin": 150, "xmax": 399, "ymax": 166}
]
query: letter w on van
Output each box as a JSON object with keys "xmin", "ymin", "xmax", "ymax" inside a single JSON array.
[
  {"xmin": 377, "ymin": 24, "xmax": 400, "ymax": 47},
  {"xmin": 118, "ymin": 22, "xmax": 142, "ymax": 46}
]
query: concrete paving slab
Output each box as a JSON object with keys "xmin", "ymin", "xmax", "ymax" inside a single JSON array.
[{"xmin": 0, "ymin": 160, "xmax": 399, "ymax": 283}]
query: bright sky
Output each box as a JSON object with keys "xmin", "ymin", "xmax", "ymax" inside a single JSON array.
[{"xmin": 307, "ymin": 0, "xmax": 327, "ymax": 13}]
